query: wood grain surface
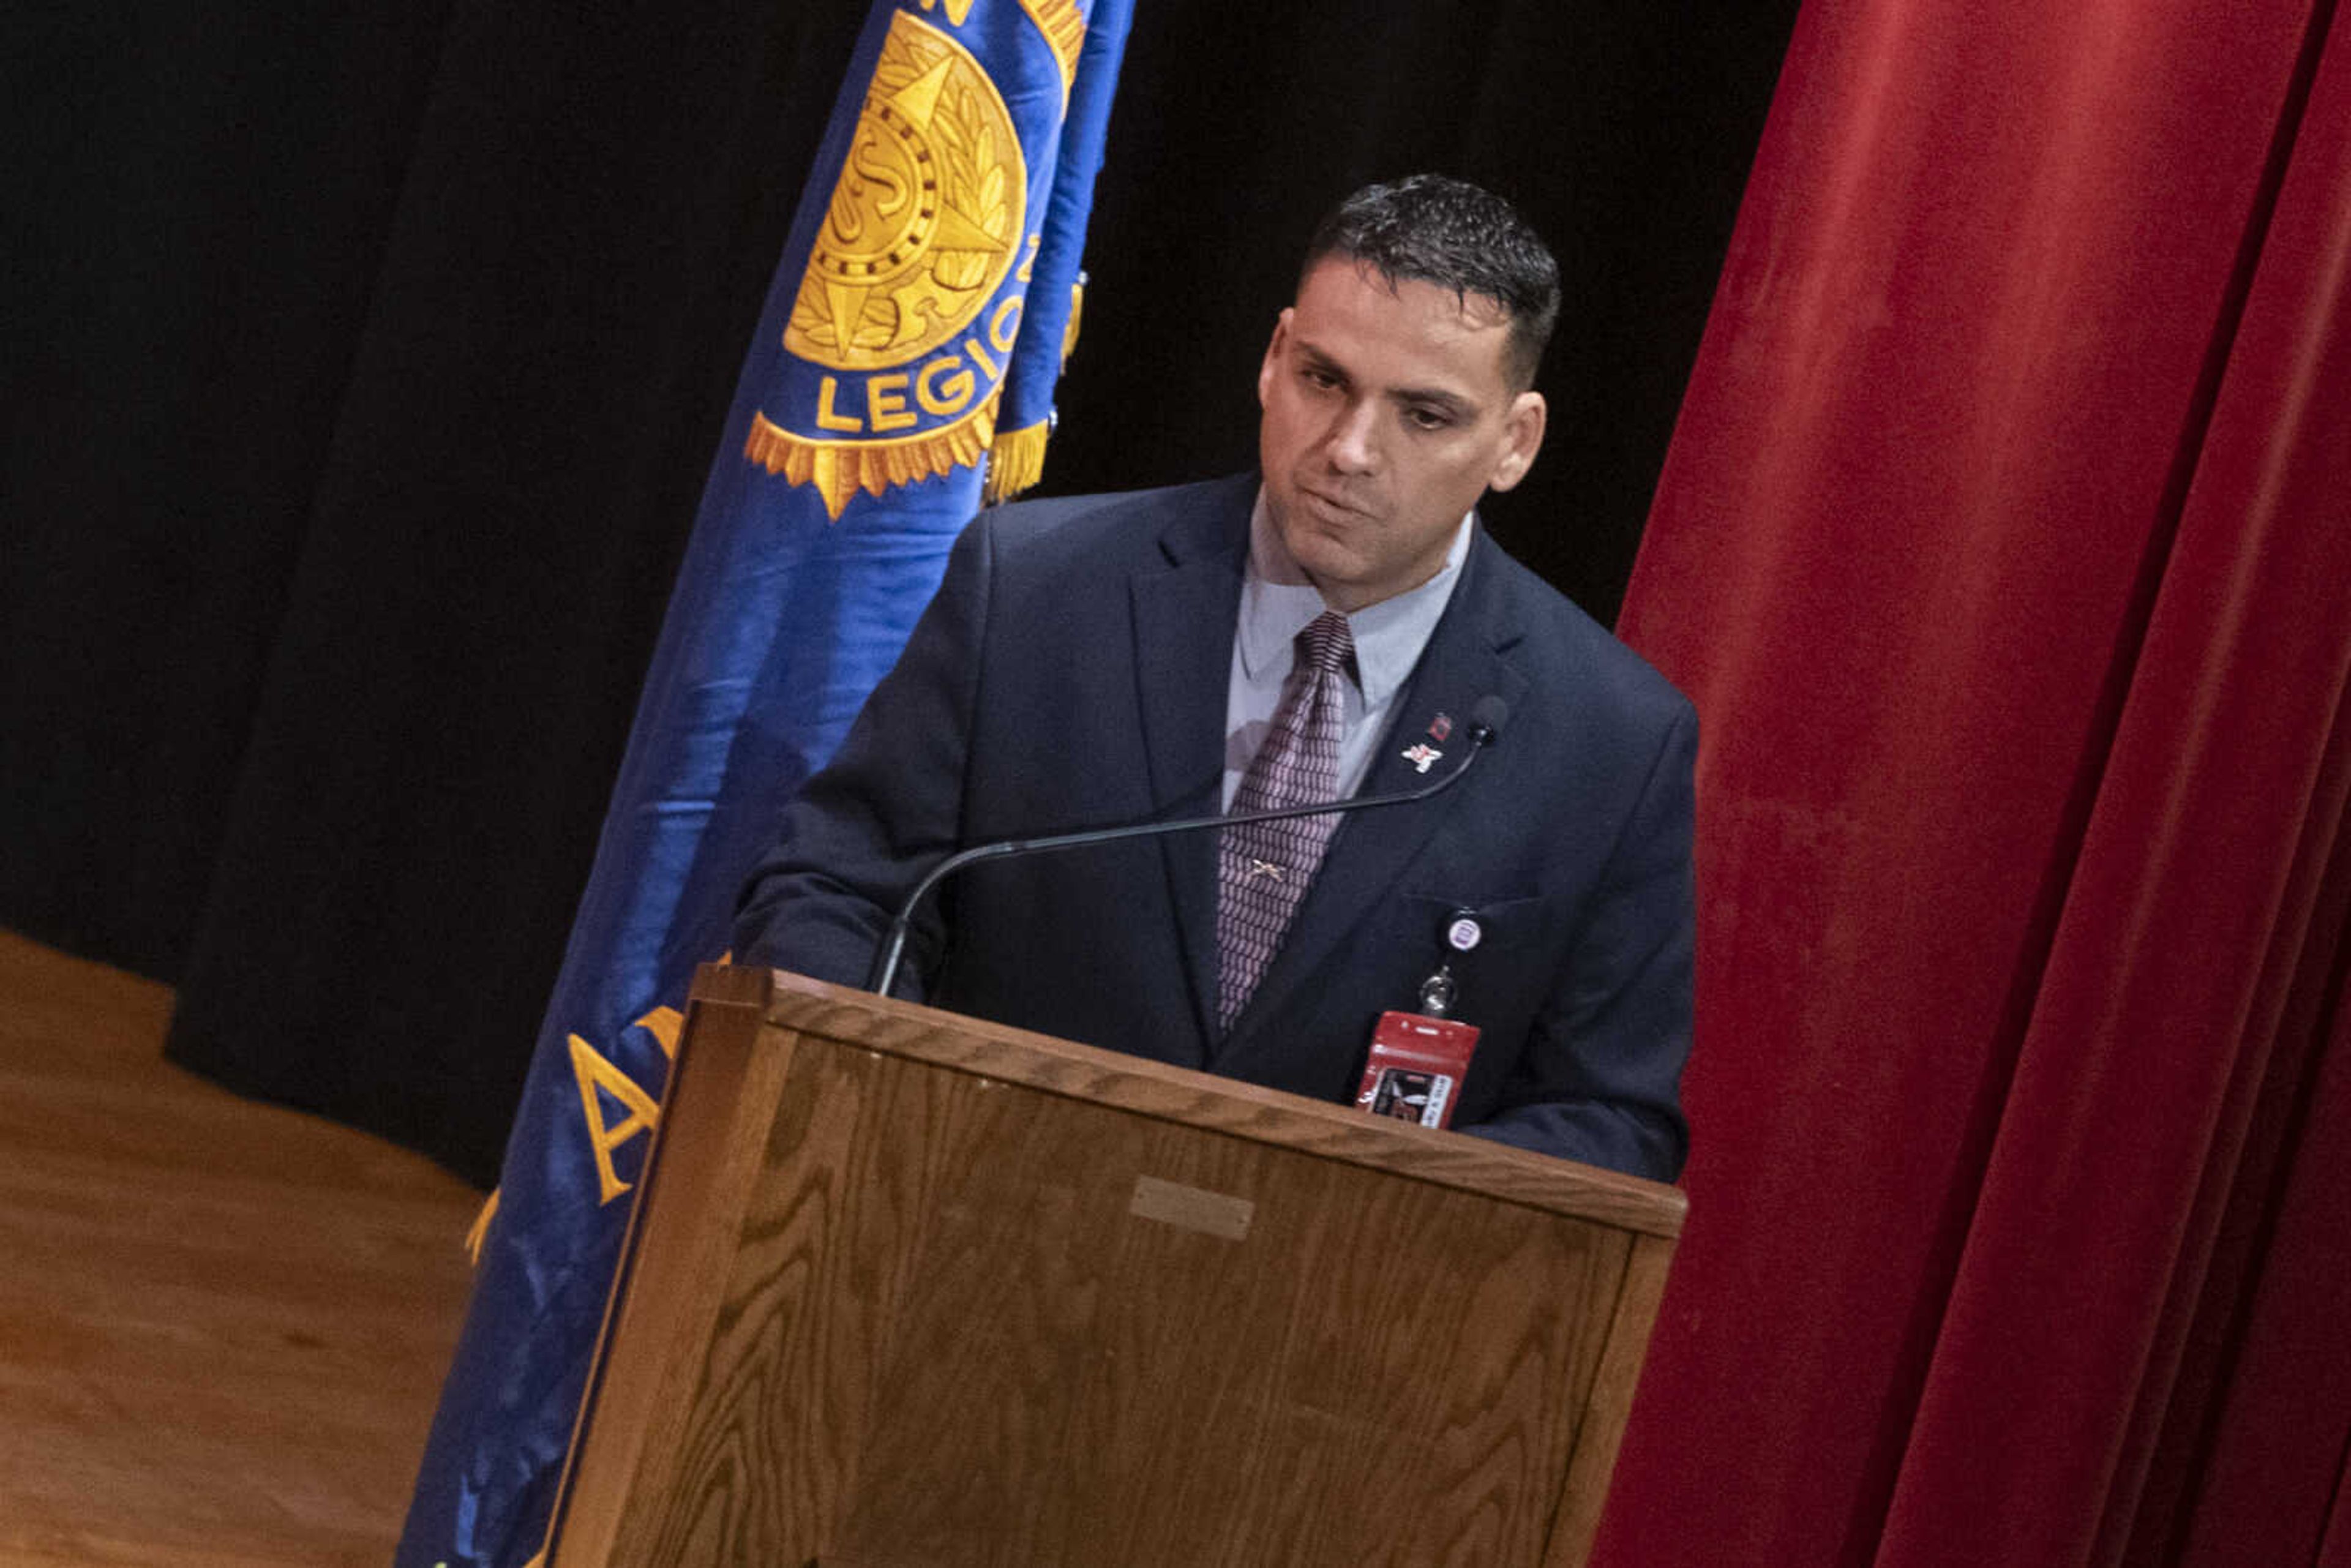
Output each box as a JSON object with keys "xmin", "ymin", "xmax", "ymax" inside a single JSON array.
[
  {"xmin": 560, "ymin": 967, "xmax": 1676, "ymax": 1568},
  {"xmin": 756, "ymin": 969, "xmax": 1685, "ymax": 1240},
  {"xmin": 0, "ymin": 931, "xmax": 481, "ymax": 1568},
  {"xmin": 553, "ymin": 989, "xmax": 804, "ymax": 1567}
]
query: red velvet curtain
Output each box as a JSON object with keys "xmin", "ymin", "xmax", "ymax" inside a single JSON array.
[{"xmin": 1602, "ymin": 1, "xmax": 2351, "ymax": 1564}]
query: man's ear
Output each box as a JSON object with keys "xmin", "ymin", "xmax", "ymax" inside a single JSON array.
[
  {"xmin": 1257, "ymin": 308, "xmax": 1294, "ymax": 408},
  {"xmin": 1487, "ymin": 389, "xmax": 1547, "ymax": 492}
]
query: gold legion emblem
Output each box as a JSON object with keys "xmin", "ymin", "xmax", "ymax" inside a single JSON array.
[
  {"xmin": 749, "ymin": 8, "xmax": 1032, "ymax": 519},
  {"xmin": 784, "ymin": 10, "xmax": 1026, "ymax": 372}
]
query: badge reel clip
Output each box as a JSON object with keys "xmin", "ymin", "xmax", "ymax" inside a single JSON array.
[{"xmin": 1354, "ymin": 909, "xmax": 1486, "ymax": 1130}]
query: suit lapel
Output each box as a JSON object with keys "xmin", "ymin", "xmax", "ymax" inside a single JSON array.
[
  {"xmin": 1214, "ymin": 530, "xmax": 1529, "ymax": 1064},
  {"xmin": 1128, "ymin": 477, "xmax": 1254, "ymax": 1052}
]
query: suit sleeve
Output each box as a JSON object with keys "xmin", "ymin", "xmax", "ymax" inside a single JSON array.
[
  {"xmin": 1464, "ymin": 701, "xmax": 1697, "ymax": 1182},
  {"xmin": 730, "ymin": 514, "xmax": 994, "ymax": 1000}
]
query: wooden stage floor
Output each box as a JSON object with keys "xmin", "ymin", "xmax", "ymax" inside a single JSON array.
[{"xmin": 0, "ymin": 931, "xmax": 482, "ymax": 1567}]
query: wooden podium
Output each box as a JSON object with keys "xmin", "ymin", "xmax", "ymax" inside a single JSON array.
[{"xmin": 545, "ymin": 965, "xmax": 1684, "ymax": 1567}]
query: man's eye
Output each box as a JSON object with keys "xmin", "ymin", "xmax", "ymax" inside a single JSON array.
[
  {"xmin": 1301, "ymin": 366, "xmax": 1340, "ymax": 389},
  {"xmin": 1406, "ymin": 407, "xmax": 1452, "ymax": 430}
]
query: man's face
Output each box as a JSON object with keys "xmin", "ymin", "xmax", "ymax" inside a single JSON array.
[{"xmin": 1257, "ymin": 258, "xmax": 1547, "ymax": 612}]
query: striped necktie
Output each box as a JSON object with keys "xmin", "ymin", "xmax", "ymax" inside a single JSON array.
[{"xmin": 1215, "ymin": 609, "xmax": 1354, "ymax": 1030}]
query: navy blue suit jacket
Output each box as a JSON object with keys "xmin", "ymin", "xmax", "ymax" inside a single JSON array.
[{"xmin": 734, "ymin": 474, "xmax": 1696, "ymax": 1180}]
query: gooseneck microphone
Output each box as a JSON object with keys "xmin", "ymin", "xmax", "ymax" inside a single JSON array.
[{"xmin": 866, "ymin": 695, "xmax": 1508, "ymax": 997}]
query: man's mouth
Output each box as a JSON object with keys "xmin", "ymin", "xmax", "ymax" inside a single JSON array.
[{"xmin": 1300, "ymin": 484, "xmax": 1369, "ymax": 519}]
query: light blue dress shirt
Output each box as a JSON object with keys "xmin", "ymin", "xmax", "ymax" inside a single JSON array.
[{"xmin": 1221, "ymin": 489, "xmax": 1474, "ymax": 811}]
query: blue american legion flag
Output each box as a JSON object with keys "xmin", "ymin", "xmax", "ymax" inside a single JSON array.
[{"xmin": 396, "ymin": 3, "xmax": 1132, "ymax": 1562}]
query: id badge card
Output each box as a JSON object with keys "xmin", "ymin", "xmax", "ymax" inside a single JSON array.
[{"xmin": 1354, "ymin": 1010, "xmax": 1481, "ymax": 1130}]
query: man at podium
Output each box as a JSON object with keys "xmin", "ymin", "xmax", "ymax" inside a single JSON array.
[{"xmin": 736, "ymin": 174, "xmax": 1696, "ymax": 1182}]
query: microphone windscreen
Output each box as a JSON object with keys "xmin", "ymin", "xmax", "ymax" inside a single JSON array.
[{"xmin": 1469, "ymin": 694, "xmax": 1510, "ymax": 741}]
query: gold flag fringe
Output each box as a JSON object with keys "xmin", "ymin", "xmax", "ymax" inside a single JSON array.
[
  {"xmin": 1062, "ymin": 278, "xmax": 1084, "ymax": 368},
  {"xmin": 979, "ymin": 277, "xmax": 1085, "ymax": 503},
  {"xmin": 744, "ymin": 389, "xmax": 1003, "ymax": 520},
  {"xmin": 983, "ymin": 419, "xmax": 1052, "ymax": 504},
  {"xmin": 465, "ymin": 1187, "xmax": 500, "ymax": 1266}
]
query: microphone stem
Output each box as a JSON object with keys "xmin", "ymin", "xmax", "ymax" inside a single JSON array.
[{"xmin": 866, "ymin": 726, "xmax": 1494, "ymax": 997}]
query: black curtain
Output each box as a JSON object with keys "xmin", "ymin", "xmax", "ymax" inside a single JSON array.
[{"xmin": 1, "ymin": 0, "xmax": 1794, "ymax": 1185}]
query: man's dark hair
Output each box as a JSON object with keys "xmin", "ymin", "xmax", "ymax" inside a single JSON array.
[{"xmin": 1302, "ymin": 174, "xmax": 1562, "ymax": 389}]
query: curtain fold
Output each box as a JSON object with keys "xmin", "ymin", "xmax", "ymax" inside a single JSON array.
[
  {"xmin": 1876, "ymin": 6, "xmax": 2351, "ymax": 1542},
  {"xmin": 0, "ymin": 1, "xmax": 460, "ymax": 977},
  {"xmin": 1605, "ymin": 1, "xmax": 2350, "ymax": 1562},
  {"xmin": 2105, "ymin": 711, "xmax": 2351, "ymax": 1567},
  {"xmin": 2130, "ymin": 21, "xmax": 2351, "ymax": 1559}
]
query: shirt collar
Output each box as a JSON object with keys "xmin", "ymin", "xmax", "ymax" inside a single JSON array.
[{"xmin": 1238, "ymin": 487, "xmax": 1474, "ymax": 708}]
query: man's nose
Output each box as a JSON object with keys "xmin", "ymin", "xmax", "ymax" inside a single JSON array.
[{"xmin": 1324, "ymin": 399, "xmax": 1380, "ymax": 473}]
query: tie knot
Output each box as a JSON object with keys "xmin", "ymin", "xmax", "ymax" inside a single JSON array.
[{"xmin": 1298, "ymin": 609, "xmax": 1352, "ymax": 676}]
